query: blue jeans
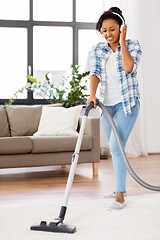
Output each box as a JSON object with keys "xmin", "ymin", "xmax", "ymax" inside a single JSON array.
[{"xmin": 100, "ymin": 99, "xmax": 140, "ymax": 192}]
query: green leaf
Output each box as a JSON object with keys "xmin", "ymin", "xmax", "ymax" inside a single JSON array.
[
  {"xmin": 45, "ymin": 72, "xmax": 50, "ymax": 81},
  {"xmin": 26, "ymin": 75, "xmax": 37, "ymax": 83}
]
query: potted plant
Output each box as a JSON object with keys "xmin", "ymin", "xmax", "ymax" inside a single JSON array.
[
  {"xmin": 5, "ymin": 65, "xmax": 90, "ymax": 107},
  {"xmin": 62, "ymin": 65, "xmax": 90, "ymax": 107}
]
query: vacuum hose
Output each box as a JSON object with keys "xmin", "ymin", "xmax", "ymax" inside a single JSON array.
[
  {"xmin": 85, "ymin": 100, "xmax": 160, "ymax": 191},
  {"xmin": 30, "ymin": 99, "xmax": 160, "ymax": 234}
]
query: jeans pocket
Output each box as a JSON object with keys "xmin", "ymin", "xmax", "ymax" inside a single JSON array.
[
  {"xmin": 135, "ymin": 97, "xmax": 140, "ymax": 107},
  {"xmin": 131, "ymin": 98, "xmax": 140, "ymax": 117}
]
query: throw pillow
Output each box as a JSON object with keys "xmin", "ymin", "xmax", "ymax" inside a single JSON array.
[
  {"xmin": 34, "ymin": 105, "xmax": 82, "ymax": 136},
  {"xmin": 6, "ymin": 105, "xmax": 42, "ymax": 136},
  {"xmin": 0, "ymin": 106, "xmax": 10, "ymax": 137}
]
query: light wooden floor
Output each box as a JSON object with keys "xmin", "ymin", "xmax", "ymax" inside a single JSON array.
[{"xmin": 0, "ymin": 155, "xmax": 160, "ymax": 202}]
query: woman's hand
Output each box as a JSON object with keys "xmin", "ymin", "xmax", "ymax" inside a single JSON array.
[
  {"xmin": 120, "ymin": 23, "xmax": 134, "ymax": 74},
  {"xmin": 120, "ymin": 24, "xmax": 127, "ymax": 45},
  {"xmin": 86, "ymin": 95, "xmax": 97, "ymax": 108}
]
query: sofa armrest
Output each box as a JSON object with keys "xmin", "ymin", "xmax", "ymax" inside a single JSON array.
[{"xmin": 79, "ymin": 117, "xmax": 100, "ymax": 163}]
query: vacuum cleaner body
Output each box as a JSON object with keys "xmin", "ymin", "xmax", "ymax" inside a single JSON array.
[
  {"xmin": 31, "ymin": 220, "xmax": 76, "ymax": 234},
  {"xmin": 30, "ymin": 99, "xmax": 160, "ymax": 234},
  {"xmin": 31, "ymin": 205, "xmax": 76, "ymax": 233}
]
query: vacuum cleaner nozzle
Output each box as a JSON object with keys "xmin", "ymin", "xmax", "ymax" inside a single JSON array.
[{"xmin": 31, "ymin": 220, "xmax": 76, "ymax": 234}]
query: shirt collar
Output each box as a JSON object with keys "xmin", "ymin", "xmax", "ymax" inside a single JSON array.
[{"xmin": 103, "ymin": 42, "xmax": 121, "ymax": 52}]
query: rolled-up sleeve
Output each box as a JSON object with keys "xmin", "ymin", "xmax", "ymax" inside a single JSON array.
[
  {"xmin": 130, "ymin": 40, "xmax": 142, "ymax": 73},
  {"xmin": 89, "ymin": 45, "xmax": 101, "ymax": 81}
]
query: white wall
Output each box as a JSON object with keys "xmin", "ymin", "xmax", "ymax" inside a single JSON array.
[
  {"xmin": 103, "ymin": 0, "xmax": 160, "ymax": 153},
  {"xmin": 134, "ymin": 0, "xmax": 160, "ymax": 153}
]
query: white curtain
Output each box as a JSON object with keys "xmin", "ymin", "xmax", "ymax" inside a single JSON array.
[{"xmin": 102, "ymin": 0, "xmax": 148, "ymax": 157}]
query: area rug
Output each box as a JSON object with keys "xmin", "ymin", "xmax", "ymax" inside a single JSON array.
[{"xmin": 0, "ymin": 193, "xmax": 160, "ymax": 240}]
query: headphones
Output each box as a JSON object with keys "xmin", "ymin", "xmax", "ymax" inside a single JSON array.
[{"xmin": 111, "ymin": 12, "xmax": 125, "ymax": 31}]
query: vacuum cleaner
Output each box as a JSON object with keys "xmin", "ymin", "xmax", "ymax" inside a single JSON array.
[{"xmin": 30, "ymin": 99, "xmax": 160, "ymax": 234}]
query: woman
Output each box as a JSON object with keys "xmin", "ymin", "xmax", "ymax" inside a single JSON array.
[{"xmin": 86, "ymin": 7, "xmax": 142, "ymax": 210}]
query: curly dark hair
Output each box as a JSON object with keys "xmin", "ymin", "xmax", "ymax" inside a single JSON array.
[{"xmin": 96, "ymin": 7, "xmax": 125, "ymax": 32}]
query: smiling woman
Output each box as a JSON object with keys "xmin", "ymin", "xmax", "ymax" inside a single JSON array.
[
  {"xmin": 101, "ymin": 19, "xmax": 121, "ymax": 51},
  {"xmin": 86, "ymin": 6, "xmax": 142, "ymax": 209}
]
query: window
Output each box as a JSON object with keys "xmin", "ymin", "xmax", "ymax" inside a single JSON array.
[
  {"xmin": 33, "ymin": 0, "xmax": 72, "ymax": 21},
  {"xmin": 33, "ymin": 26, "xmax": 72, "ymax": 71},
  {"xmin": 0, "ymin": 0, "xmax": 103, "ymax": 104},
  {"xmin": 78, "ymin": 29, "xmax": 103, "ymax": 71},
  {"xmin": 76, "ymin": 0, "xmax": 104, "ymax": 22},
  {"xmin": 0, "ymin": 28, "xmax": 27, "ymax": 99},
  {"xmin": 0, "ymin": 0, "xmax": 29, "ymax": 20}
]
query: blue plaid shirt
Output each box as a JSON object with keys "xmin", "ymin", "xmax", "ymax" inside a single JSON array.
[{"xmin": 90, "ymin": 39, "xmax": 142, "ymax": 115}]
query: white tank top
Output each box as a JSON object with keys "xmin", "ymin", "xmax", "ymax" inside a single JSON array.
[{"xmin": 103, "ymin": 51, "xmax": 122, "ymax": 106}]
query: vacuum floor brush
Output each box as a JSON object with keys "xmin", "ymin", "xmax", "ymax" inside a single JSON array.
[{"xmin": 31, "ymin": 99, "xmax": 160, "ymax": 234}]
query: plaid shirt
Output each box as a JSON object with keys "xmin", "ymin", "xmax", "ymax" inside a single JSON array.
[{"xmin": 90, "ymin": 39, "xmax": 142, "ymax": 115}]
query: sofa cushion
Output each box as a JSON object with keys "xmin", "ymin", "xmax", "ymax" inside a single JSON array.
[
  {"xmin": 0, "ymin": 137, "xmax": 32, "ymax": 154},
  {"xmin": 0, "ymin": 106, "xmax": 10, "ymax": 137},
  {"xmin": 34, "ymin": 105, "xmax": 82, "ymax": 136},
  {"xmin": 30, "ymin": 135, "xmax": 92, "ymax": 153},
  {"xmin": 6, "ymin": 105, "xmax": 42, "ymax": 136}
]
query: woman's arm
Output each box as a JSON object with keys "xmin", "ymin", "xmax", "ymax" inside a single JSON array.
[
  {"xmin": 120, "ymin": 24, "xmax": 134, "ymax": 74},
  {"xmin": 121, "ymin": 42, "xmax": 134, "ymax": 74},
  {"xmin": 86, "ymin": 75, "xmax": 100, "ymax": 107}
]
